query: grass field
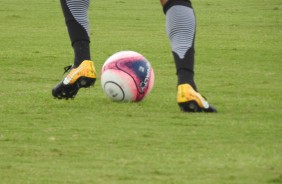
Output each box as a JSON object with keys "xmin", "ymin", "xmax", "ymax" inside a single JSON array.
[{"xmin": 0, "ymin": 0, "xmax": 282, "ymax": 183}]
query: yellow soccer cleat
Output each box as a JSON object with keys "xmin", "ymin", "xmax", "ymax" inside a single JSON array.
[
  {"xmin": 177, "ymin": 84, "xmax": 217, "ymax": 112},
  {"xmin": 52, "ymin": 60, "xmax": 96, "ymax": 99}
]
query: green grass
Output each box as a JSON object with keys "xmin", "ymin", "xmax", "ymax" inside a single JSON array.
[{"xmin": 0, "ymin": 0, "xmax": 282, "ymax": 183}]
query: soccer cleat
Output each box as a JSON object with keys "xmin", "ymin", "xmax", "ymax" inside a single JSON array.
[
  {"xmin": 177, "ymin": 84, "xmax": 217, "ymax": 112},
  {"xmin": 52, "ymin": 60, "xmax": 96, "ymax": 99}
]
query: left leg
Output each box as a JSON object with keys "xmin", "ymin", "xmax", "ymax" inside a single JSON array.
[
  {"xmin": 61, "ymin": 0, "xmax": 91, "ymax": 67},
  {"xmin": 52, "ymin": 0, "xmax": 96, "ymax": 99}
]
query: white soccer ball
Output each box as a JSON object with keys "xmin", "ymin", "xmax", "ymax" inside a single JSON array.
[{"xmin": 101, "ymin": 51, "xmax": 154, "ymax": 102}]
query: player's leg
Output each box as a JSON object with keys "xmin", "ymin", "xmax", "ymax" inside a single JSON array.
[
  {"xmin": 161, "ymin": 0, "xmax": 216, "ymax": 112},
  {"xmin": 52, "ymin": 0, "xmax": 96, "ymax": 99}
]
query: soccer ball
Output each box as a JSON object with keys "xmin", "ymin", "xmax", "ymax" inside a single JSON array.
[{"xmin": 101, "ymin": 51, "xmax": 154, "ymax": 102}]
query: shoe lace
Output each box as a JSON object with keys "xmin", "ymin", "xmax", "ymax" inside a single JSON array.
[{"xmin": 63, "ymin": 65, "xmax": 72, "ymax": 74}]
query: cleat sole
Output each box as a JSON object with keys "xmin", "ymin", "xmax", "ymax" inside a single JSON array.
[
  {"xmin": 178, "ymin": 100, "xmax": 217, "ymax": 113},
  {"xmin": 179, "ymin": 101, "xmax": 202, "ymax": 112},
  {"xmin": 52, "ymin": 77, "xmax": 96, "ymax": 100}
]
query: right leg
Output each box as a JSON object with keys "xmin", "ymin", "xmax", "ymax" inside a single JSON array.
[
  {"xmin": 52, "ymin": 0, "xmax": 96, "ymax": 99},
  {"xmin": 160, "ymin": 0, "xmax": 216, "ymax": 112}
]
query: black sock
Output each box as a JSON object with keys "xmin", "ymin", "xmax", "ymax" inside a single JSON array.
[
  {"xmin": 173, "ymin": 50, "xmax": 197, "ymax": 91},
  {"xmin": 72, "ymin": 41, "xmax": 91, "ymax": 68}
]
